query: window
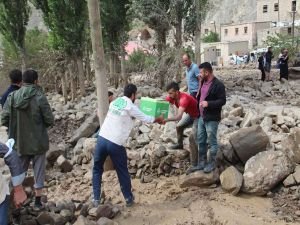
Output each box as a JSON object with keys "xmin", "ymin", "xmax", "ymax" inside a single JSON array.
[
  {"xmin": 292, "ymin": 1, "xmax": 296, "ymax": 11},
  {"xmin": 216, "ymin": 49, "xmax": 221, "ymax": 57},
  {"xmin": 205, "ymin": 29, "xmax": 209, "ymax": 34},
  {"xmin": 225, "ymin": 29, "xmax": 228, "ymax": 36},
  {"xmin": 274, "ymin": 3, "xmax": 279, "ymax": 11},
  {"xmin": 263, "ymin": 5, "xmax": 268, "ymax": 13},
  {"xmin": 244, "ymin": 27, "xmax": 248, "ymax": 34},
  {"xmin": 288, "ymin": 27, "xmax": 292, "ymax": 35},
  {"xmin": 235, "ymin": 28, "xmax": 239, "ymax": 35}
]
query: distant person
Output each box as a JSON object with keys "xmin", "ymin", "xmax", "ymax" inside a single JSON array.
[
  {"xmin": 164, "ymin": 82, "xmax": 199, "ymax": 161},
  {"xmin": 92, "ymin": 84, "xmax": 163, "ymax": 207},
  {"xmin": 0, "ymin": 69, "xmax": 22, "ymax": 108},
  {"xmin": 108, "ymin": 91, "xmax": 114, "ymax": 104},
  {"xmin": 182, "ymin": 53, "xmax": 200, "ymax": 98},
  {"xmin": 0, "ymin": 140, "xmax": 27, "ymax": 225},
  {"xmin": 1, "ymin": 69, "xmax": 54, "ymax": 211},
  {"xmin": 258, "ymin": 53, "xmax": 266, "ymax": 81},
  {"xmin": 188, "ymin": 62, "xmax": 226, "ymax": 174},
  {"xmin": 264, "ymin": 47, "xmax": 274, "ymax": 81},
  {"xmin": 279, "ymin": 49, "xmax": 289, "ymax": 81}
]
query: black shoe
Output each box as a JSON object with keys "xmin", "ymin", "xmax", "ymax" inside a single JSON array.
[
  {"xmin": 203, "ymin": 161, "xmax": 215, "ymax": 173},
  {"xmin": 170, "ymin": 144, "xmax": 183, "ymax": 150}
]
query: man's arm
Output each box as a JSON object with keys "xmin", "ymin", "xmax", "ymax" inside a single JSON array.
[
  {"xmin": 0, "ymin": 141, "xmax": 27, "ymax": 208},
  {"xmin": 206, "ymin": 83, "xmax": 226, "ymax": 109},
  {"xmin": 39, "ymin": 95, "xmax": 54, "ymax": 127},
  {"xmin": 129, "ymin": 104, "xmax": 161, "ymax": 123},
  {"xmin": 164, "ymin": 107, "xmax": 185, "ymax": 122},
  {"xmin": 1, "ymin": 96, "xmax": 11, "ymax": 127}
]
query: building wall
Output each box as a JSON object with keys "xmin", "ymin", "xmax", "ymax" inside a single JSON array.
[
  {"xmin": 220, "ymin": 22, "xmax": 270, "ymax": 49},
  {"xmin": 257, "ymin": 0, "xmax": 300, "ymax": 22},
  {"xmin": 201, "ymin": 41, "xmax": 249, "ymax": 66}
]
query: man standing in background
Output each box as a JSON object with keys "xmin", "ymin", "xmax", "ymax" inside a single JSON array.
[
  {"xmin": 182, "ymin": 53, "xmax": 200, "ymax": 98},
  {"xmin": 1, "ymin": 69, "xmax": 22, "ymax": 108}
]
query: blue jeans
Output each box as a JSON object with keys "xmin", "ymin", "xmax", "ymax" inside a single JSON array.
[
  {"xmin": 197, "ymin": 117, "xmax": 219, "ymax": 158},
  {"xmin": 92, "ymin": 136, "xmax": 133, "ymax": 203},
  {"xmin": 0, "ymin": 195, "xmax": 9, "ymax": 225}
]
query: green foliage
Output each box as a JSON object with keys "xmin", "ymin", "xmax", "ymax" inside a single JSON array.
[
  {"xmin": 101, "ymin": 0, "xmax": 130, "ymax": 53},
  {"xmin": 202, "ymin": 31, "xmax": 219, "ymax": 43},
  {"xmin": 126, "ymin": 50, "xmax": 157, "ymax": 72},
  {"xmin": 264, "ymin": 33, "xmax": 300, "ymax": 63},
  {"xmin": 31, "ymin": 0, "xmax": 88, "ymax": 56},
  {"xmin": 0, "ymin": 0, "xmax": 30, "ymax": 53}
]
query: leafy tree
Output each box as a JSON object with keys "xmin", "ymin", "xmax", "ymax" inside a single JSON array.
[
  {"xmin": 202, "ymin": 31, "xmax": 219, "ymax": 43},
  {"xmin": 0, "ymin": 0, "xmax": 30, "ymax": 70},
  {"xmin": 265, "ymin": 33, "xmax": 300, "ymax": 64},
  {"xmin": 185, "ymin": 0, "xmax": 209, "ymax": 63},
  {"xmin": 31, "ymin": 0, "xmax": 88, "ymax": 98}
]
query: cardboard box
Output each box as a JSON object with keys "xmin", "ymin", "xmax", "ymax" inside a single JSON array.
[{"xmin": 140, "ymin": 97, "xmax": 169, "ymax": 119}]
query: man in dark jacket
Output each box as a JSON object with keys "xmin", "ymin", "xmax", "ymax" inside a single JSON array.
[
  {"xmin": 188, "ymin": 62, "xmax": 226, "ymax": 174},
  {"xmin": 264, "ymin": 47, "xmax": 274, "ymax": 81},
  {"xmin": 1, "ymin": 69, "xmax": 54, "ymax": 210},
  {"xmin": 0, "ymin": 69, "xmax": 22, "ymax": 108}
]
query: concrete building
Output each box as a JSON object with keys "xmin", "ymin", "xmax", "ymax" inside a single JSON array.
[
  {"xmin": 257, "ymin": 0, "xmax": 299, "ymax": 22},
  {"xmin": 201, "ymin": 41, "xmax": 249, "ymax": 66},
  {"xmin": 220, "ymin": 22, "xmax": 271, "ymax": 49}
]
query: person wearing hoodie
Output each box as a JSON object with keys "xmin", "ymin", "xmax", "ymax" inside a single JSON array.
[{"xmin": 1, "ymin": 69, "xmax": 54, "ymax": 210}]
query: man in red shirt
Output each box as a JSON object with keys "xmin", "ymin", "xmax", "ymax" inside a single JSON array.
[{"xmin": 164, "ymin": 82, "xmax": 199, "ymax": 162}]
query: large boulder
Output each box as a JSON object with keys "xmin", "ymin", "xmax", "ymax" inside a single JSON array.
[
  {"xmin": 57, "ymin": 155, "xmax": 73, "ymax": 173},
  {"xmin": 229, "ymin": 126, "xmax": 269, "ymax": 164},
  {"xmin": 69, "ymin": 114, "xmax": 99, "ymax": 145},
  {"xmin": 74, "ymin": 215, "xmax": 96, "ymax": 225},
  {"xmin": 220, "ymin": 166, "xmax": 243, "ymax": 195},
  {"xmin": 242, "ymin": 151, "xmax": 294, "ymax": 195},
  {"xmin": 179, "ymin": 171, "xmax": 219, "ymax": 188}
]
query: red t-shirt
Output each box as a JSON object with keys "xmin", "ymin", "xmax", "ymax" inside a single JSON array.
[{"xmin": 166, "ymin": 92, "xmax": 199, "ymax": 118}]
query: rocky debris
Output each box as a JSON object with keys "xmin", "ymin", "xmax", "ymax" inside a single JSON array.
[
  {"xmin": 57, "ymin": 155, "xmax": 73, "ymax": 173},
  {"xmin": 179, "ymin": 171, "xmax": 219, "ymax": 188},
  {"xmin": 229, "ymin": 126, "xmax": 269, "ymax": 164},
  {"xmin": 69, "ymin": 114, "xmax": 99, "ymax": 145},
  {"xmin": 88, "ymin": 203, "xmax": 119, "ymax": 220},
  {"xmin": 220, "ymin": 166, "xmax": 243, "ymax": 195},
  {"xmin": 47, "ymin": 144, "xmax": 66, "ymax": 166},
  {"xmin": 243, "ymin": 151, "xmax": 294, "ymax": 195}
]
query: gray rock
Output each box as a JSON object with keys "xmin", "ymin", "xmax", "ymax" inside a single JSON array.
[
  {"xmin": 281, "ymin": 128, "xmax": 300, "ymax": 164},
  {"xmin": 46, "ymin": 144, "xmax": 64, "ymax": 165},
  {"xmin": 36, "ymin": 212, "xmax": 54, "ymax": 225},
  {"xmin": 179, "ymin": 171, "xmax": 219, "ymax": 188},
  {"xmin": 242, "ymin": 151, "xmax": 294, "ymax": 195},
  {"xmin": 136, "ymin": 133, "xmax": 150, "ymax": 145},
  {"xmin": 139, "ymin": 124, "xmax": 151, "ymax": 133},
  {"xmin": 263, "ymin": 106, "xmax": 283, "ymax": 117},
  {"xmin": 220, "ymin": 166, "xmax": 243, "ymax": 195},
  {"xmin": 293, "ymin": 165, "xmax": 300, "ymax": 184},
  {"xmin": 260, "ymin": 117, "xmax": 273, "ymax": 133},
  {"xmin": 283, "ymin": 174, "xmax": 296, "ymax": 187},
  {"xmin": 69, "ymin": 114, "xmax": 99, "ymax": 145},
  {"xmin": 229, "ymin": 126, "xmax": 269, "ymax": 164},
  {"xmin": 240, "ymin": 110, "xmax": 257, "ymax": 128},
  {"xmin": 57, "ymin": 155, "xmax": 73, "ymax": 173},
  {"xmin": 74, "ymin": 215, "xmax": 96, "ymax": 225},
  {"xmin": 97, "ymin": 217, "xmax": 118, "ymax": 225},
  {"xmin": 229, "ymin": 107, "xmax": 243, "ymax": 117}
]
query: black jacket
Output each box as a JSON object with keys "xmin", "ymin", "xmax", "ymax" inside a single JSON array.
[{"xmin": 199, "ymin": 77, "xmax": 226, "ymax": 121}]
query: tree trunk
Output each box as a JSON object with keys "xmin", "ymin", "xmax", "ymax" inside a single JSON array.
[
  {"xmin": 61, "ymin": 71, "xmax": 68, "ymax": 104},
  {"xmin": 120, "ymin": 52, "xmax": 127, "ymax": 86},
  {"xmin": 20, "ymin": 48, "xmax": 26, "ymax": 72},
  {"xmin": 87, "ymin": 0, "xmax": 109, "ymax": 125},
  {"xmin": 195, "ymin": 0, "xmax": 202, "ymax": 64},
  {"xmin": 175, "ymin": 21, "xmax": 182, "ymax": 48},
  {"xmin": 113, "ymin": 53, "xmax": 119, "ymax": 89},
  {"xmin": 68, "ymin": 63, "xmax": 77, "ymax": 102},
  {"xmin": 157, "ymin": 30, "xmax": 167, "ymax": 56},
  {"xmin": 75, "ymin": 55, "xmax": 86, "ymax": 97},
  {"xmin": 109, "ymin": 54, "xmax": 114, "ymax": 86},
  {"xmin": 85, "ymin": 47, "xmax": 92, "ymax": 84},
  {"xmin": 88, "ymin": 0, "xmax": 111, "ymax": 171}
]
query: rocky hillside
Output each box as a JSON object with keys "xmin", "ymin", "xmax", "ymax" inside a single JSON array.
[{"xmin": 204, "ymin": 0, "xmax": 257, "ymax": 24}]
